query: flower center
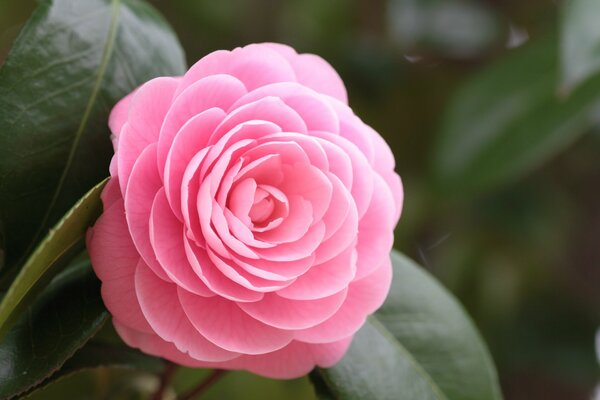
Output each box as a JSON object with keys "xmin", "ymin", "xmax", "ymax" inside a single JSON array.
[{"xmin": 249, "ymin": 187, "xmax": 275, "ymax": 223}]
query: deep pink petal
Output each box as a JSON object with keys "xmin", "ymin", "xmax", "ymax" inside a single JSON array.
[{"xmin": 87, "ymin": 200, "xmax": 152, "ymax": 333}]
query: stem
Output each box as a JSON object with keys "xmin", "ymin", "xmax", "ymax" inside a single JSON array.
[
  {"xmin": 151, "ymin": 362, "xmax": 177, "ymax": 400},
  {"xmin": 180, "ymin": 370, "xmax": 228, "ymax": 400}
]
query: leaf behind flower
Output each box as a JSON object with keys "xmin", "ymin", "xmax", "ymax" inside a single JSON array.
[{"xmin": 312, "ymin": 250, "xmax": 502, "ymax": 400}]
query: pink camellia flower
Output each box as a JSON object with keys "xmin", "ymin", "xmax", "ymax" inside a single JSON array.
[{"xmin": 87, "ymin": 43, "xmax": 402, "ymax": 379}]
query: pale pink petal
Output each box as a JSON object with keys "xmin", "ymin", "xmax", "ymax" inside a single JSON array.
[
  {"xmin": 220, "ymin": 337, "xmax": 353, "ymax": 379},
  {"xmin": 157, "ymin": 75, "xmax": 246, "ymax": 171},
  {"xmin": 295, "ymin": 257, "xmax": 392, "ymax": 343},
  {"xmin": 124, "ymin": 144, "xmax": 170, "ymax": 281},
  {"xmin": 206, "ymin": 248, "xmax": 293, "ymax": 292},
  {"xmin": 278, "ymin": 163, "xmax": 332, "ymax": 223},
  {"xmin": 311, "ymin": 131, "xmax": 374, "ymax": 219},
  {"xmin": 178, "ymin": 44, "xmax": 296, "ymax": 95},
  {"xmin": 108, "ymin": 90, "xmax": 135, "ymax": 142},
  {"xmin": 237, "ymin": 288, "xmax": 348, "ymax": 330},
  {"xmin": 117, "ymin": 77, "xmax": 179, "ymax": 194},
  {"xmin": 179, "ymin": 288, "xmax": 294, "ymax": 354},
  {"xmin": 277, "ymin": 246, "xmax": 356, "ymax": 300},
  {"xmin": 255, "ymin": 221, "xmax": 326, "ymax": 262},
  {"xmin": 150, "ymin": 189, "xmax": 214, "ymax": 296},
  {"xmin": 164, "ymin": 108, "xmax": 225, "ymax": 219},
  {"xmin": 134, "ymin": 262, "xmax": 238, "ymax": 361},
  {"xmin": 264, "ymin": 43, "xmax": 348, "ymax": 103},
  {"xmin": 230, "ymin": 82, "xmax": 340, "ymax": 132},
  {"xmin": 355, "ymin": 174, "xmax": 396, "ymax": 280},
  {"xmin": 211, "ymin": 97, "xmax": 307, "ymax": 144},
  {"xmin": 255, "ymin": 195, "xmax": 313, "ymax": 244},
  {"xmin": 184, "ymin": 238, "xmax": 264, "ymax": 302}
]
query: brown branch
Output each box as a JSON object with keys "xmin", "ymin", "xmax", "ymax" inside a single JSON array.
[{"xmin": 179, "ymin": 369, "xmax": 228, "ymax": 400}]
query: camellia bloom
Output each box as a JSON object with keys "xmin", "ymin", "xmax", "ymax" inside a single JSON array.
[{"xmin": 87, "ymin": 43, "xmax": 402, "ymax": 379}]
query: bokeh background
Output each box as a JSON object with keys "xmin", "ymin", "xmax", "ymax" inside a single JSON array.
[{"xmin": 1, "ymin": 0, "xmax": 599, "ymax": 399}]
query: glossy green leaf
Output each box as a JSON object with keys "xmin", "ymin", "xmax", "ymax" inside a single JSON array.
[
  {"xmin": 312, "ymin": 251, "xmax": 502, "ymax": 400},
  {"xmin": 560, "ymin": 0, "xmax": 600, "ymax": 92},
  {"xmin": 0, "ymin": 179, "xmax": 106, "ymax": 340},
  {"xmin": 22, "ymin": 342, "xmax": 165, "ymax": 398},
  {"xmin": 432, "ymin": 36, "xmax": 600, "ymax": 194},
  {"xmin": 0, "ymin": 260, "xmax": 108, "ymax": 400},
  {"xmin": 0, "ymin": 0, "xmax": 186, "ymax": 275}
]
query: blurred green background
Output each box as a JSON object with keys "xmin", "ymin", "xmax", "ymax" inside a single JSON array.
[{"xmin": 1, "ymin": 0, "xmax": 600, "ymax": 399}]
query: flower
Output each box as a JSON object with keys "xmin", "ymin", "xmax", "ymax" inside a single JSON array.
[{"xmin": 87, "ymin": 43, "xmax": 403, "ymax": 379}]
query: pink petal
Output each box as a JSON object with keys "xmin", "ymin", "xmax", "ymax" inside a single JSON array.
[
  {"xmin": 178, "ymin": 288, "xmax": 294, "ymax": 354},
  {"xmin": 109, "ymin": 90, "xmax": 135, "ymax": 142},
  {"xmin": 134, "ymin": 262, "xmax": 238, "ymax": 361},
  {"xmin": 113, "ymin": 321, "xmax": 208, "ymax": 368},
  {"xmin": 150, "ymin": 188, "xmax": 214, "ymax": 296},
  {"xmin": 255, "ymin": 195, "xmax": 312, "ymax": 244},
  {"xmin": 124, "ymin": 143, "xmax": 170, "ymax": 281},
  {"xmin": 295, "ymin": 257, "xmax": 392, "ymax": 343},
  {"xmin": 157, "ymin": 75, "xmax": 246, "ymax": 172},
  {"xmin": 278, "ymin": 162, "xmax": 332, "ymax": 223},
  {"xmin": 355, "ymin": 174, "xmax": 396, "ymax": 280},
  {"xmin": 237, "ymin": 288, "xmax": 348, "ymax": 330},
  {"xmin": 264, "ymin": 43, "xmax": 348, "ymax": 103},
  {"xmin": 178, "ymin": 44, "xmax": 296, "ymax": 95},
  {"xmin": 255, "ymin": 221, "xmax": 326, "ymax": 262},
  {"xmin": 311, "ymin": 131, "xmax": 374, "ymax": 219},
  {"xmin": 164, "ymin": 108, "xmax": 225, "ymax": 219},
  {"xmin": 87, "ymin": 200, "xmax": 152, "ymax": 333},
  {"xmin": 184, "ymin": 238, "xmax": 264, "ymax": 302},
  {"xmin": 276, "ymin": 246, "xmax": 357, "ymax": 300},
  {"xmin": 230, "ymin": 82, "xmax": 340, "ymax": 132},
  {"xmin": 100, "ymin": 176, "xmax": 122, "ymax": 209},
  {"xmin": 117, "ymin": 77, "xmax": 179, "ymax": 194},
  {"xmin": 219, "ymin": 337, "xmax": 353, "ymax": 379},
  {"xmin": 212, "ymin": 97, "xmax": 307, "ymax": 144}
]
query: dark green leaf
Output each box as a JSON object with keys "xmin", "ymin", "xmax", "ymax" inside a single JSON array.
[
  {"xmin": 0, "ymin": 0, "xmax": 186, "ymax": 275},
  {"xmin": 22, "ymin": 342, "xmax": 165, "ymax": 398},
  {"xmin": 312, "ymin": 251, "xmax": 502, "ymax": 400},
  {"xmin": 432, "ymin": 36, "xmax": 600, "ymax": 194},
  {"xmin": 0, "ymin": 260, "xmax": 108, "ymax": 400},
  {"xmin": 560, "ymin": 0, "xmax": 600, "ymax": 92},
  {"xmin": 0, "ymin": 179, "xmax": 106, "ymax": 340}
]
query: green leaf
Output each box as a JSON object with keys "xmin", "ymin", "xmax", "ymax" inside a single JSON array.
[
  {"xmin": 0, "ymin": 179, "xmax": 106, "ymax": 341},
  {"xmin": 312, "ymin": 251, "xmax": 502, "ymax": 400},
  {"xmin": 0, "ymin": 260, "xmax": 108, "ymax": 400},
  {"xmin": 431, "ymin": 36, "xmax": 600, "ymax": 194},
  {"xmin": 22, "ymin": 342, "xmax": 165, "ymax": 398},
  {"xmin": 0, "ymin": 0, "xmax": 186, "ymax": 275},
  {"xmin": 560, "ymin": 0, "xmax": 600, "ymax": 92}
]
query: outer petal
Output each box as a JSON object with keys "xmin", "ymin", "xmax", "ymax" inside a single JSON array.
[
  {"xmin": 87, "ymin": 199, "xmax": 152, "ymax": 333},
  {"xmin": 294, "ymin": 257, "xmax": 392, "ymax": 343},
  {"xmin": 134, "ymin": 262, "xmax": 238, "ymax": 362},
  {"xmin": 264, "ymin": 43, "xmax": 348, "ymax": 103},
  {"xmin": 178, "ymin": 288, "xmax": 294, "ymax": 355},
  {"xmin": 117, "ymin": 77, "xmax": 179, "ymax": 194}
]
